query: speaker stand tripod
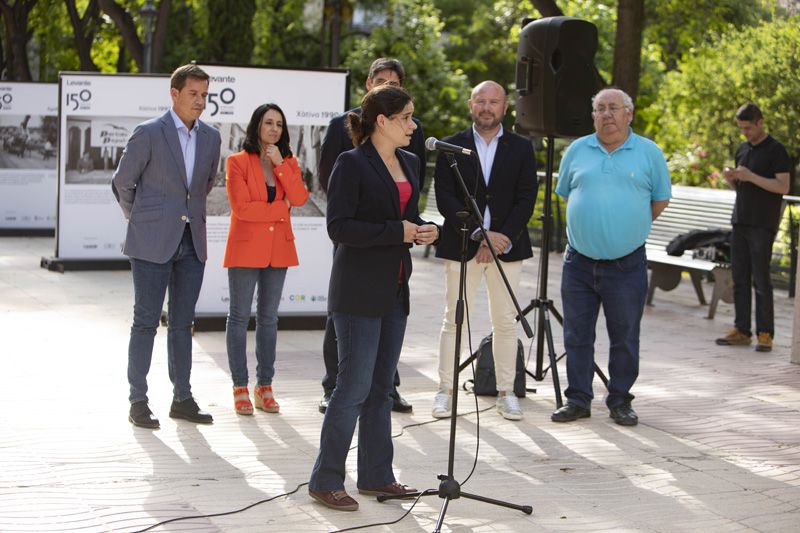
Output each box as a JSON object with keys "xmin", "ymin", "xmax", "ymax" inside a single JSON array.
[
  {"xmin": 379, "ymin": 153, "xmax": 533, "ymax": 531},
  {"xmin": 520, "ymin": 135, "xmax": 608, "ymax": 407}
]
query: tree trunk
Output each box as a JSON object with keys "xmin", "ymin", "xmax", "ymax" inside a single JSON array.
[
  {"xmin": 530, "ymin": 0, "xmax": 563, "ymax": 18},
  {"xmin": 612, "ymin": 0, "xmax": 645, "ymax": 101},
  {"xmin": 0, "ymin": 30, "xmax": 5, "ymax": 77},
  {"xmin": 64, "ymin": 0, "xmax": 100, "ymax": 71},
  {"xmin": 320, "ymin": 0, "xmax": 330, "ymax": 67},
  {"xmin": 0, "ymin": 0, "xmax": 36, "ymax": 81},
  {"xmin": 97, "ymin": 0, "xmax": 144, "ymax": 69},
  {"xmin": 116, "ymin": 43, "xmax": 129, "ymax": 73},
  {"xmin": 329, "ymin": 0, "xmax": 342, "ymax": 67},
  {"xmin": 205, "ymin": 0, "xmax": 254, "ymax": 64},
  {"xmin": 151, "ymin": 0, "xmax": 171, "ymax": 72}
]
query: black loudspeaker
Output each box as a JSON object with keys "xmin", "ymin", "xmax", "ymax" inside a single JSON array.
[{"xmin": 515, "ymin": 16, "xmax": 602, "ymax": 138}]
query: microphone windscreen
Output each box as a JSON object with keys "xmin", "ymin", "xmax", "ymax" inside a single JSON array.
[{"xmin": 425, "ymin": 137, "xmax": 438, "ymax": 151}]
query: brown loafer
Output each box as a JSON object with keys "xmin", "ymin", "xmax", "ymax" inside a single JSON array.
[
  {"xmin": 308, "ymin": 488, "xmax": 359, "ymax": 511},
  {"xmin": 358, "ymin": 481, "xmax": 417, "ymax": 498}
]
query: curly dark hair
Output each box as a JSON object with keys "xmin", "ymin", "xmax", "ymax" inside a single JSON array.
[{"xmin": 242, "ymin": 103, "xmax": 292, "ymax": 158}]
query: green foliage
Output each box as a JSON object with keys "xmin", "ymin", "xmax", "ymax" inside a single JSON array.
[
  {"xmin": 436, "ymin": 0, "xmax": 617, "ymax": 90},
  {"xmin": 437, "ymin": 0, "xmax": 527, "ymax": 90},
  {"xmin": 343, "ymin": 0, "xmax": 471, "ymax": 141},
  {"xmin": 638, "ymin": 0, "xmax": 772, "ymax": 136},
  {"xmin": 205, "ymin": 0, "xmax": 256, "ymax": 64},
  {"xmin": 251, "ymin": 0, "xmax": 320, "ymax": 67},
  {"xmin": 160, "ymin": 0, "xmax": 208, "ymax": 71},
  {"xmin": 434, "ymin": 0, "xmax": 618, "ymax": 134},
  {"xmin": 29, "ymin": 1, "xmax": 78, "ymax": 80},
  {"xmin": 651, "ymin": 15, "xmax": 800, "ymax": 187},
  {"xmin": 666, "ymin": 144, "xmax": 727, "ymax": 188},
  {"xmin": 643, "ymin": 0, "xmax": 772, "ymax": 70},
  {"xmin": 91, "ymin": 22, "xmax": 129, "ymax": 73}
]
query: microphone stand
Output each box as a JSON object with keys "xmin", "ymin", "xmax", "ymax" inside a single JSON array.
[{"xmin": 379, "ymin": 152, "xmax": 533, "ymax": 530}]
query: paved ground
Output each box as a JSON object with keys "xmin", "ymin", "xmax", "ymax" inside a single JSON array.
[{"xmin": 1, "ymin": 236, "xmax": 799, "ymax": 533}]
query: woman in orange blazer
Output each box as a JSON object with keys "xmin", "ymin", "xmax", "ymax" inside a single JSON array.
[{"xmin": 223, "ymin": 103, "xmax": 309, "ymax": 415}]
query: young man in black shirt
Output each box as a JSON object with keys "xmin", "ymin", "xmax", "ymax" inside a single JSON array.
[{"xmin": 715, "ymin": 103, "xmax": 792, "ymax": 352}]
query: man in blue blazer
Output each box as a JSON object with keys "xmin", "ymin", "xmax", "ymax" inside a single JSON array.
[
  {"xmin": 316, "ymin": 58, "xmax": 424, "ymax": 414},
  {"xmin": 431, "ymin": 80, "xmax": 538, "ymax": 422},
  {"xmin": 112, "ymin": 64, "xmax": 222, "ymax": 429}
]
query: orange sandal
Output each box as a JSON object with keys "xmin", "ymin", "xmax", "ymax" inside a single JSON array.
[
  {"xmin": 254, "ymin": 385, "xmax": 280, "ymax": 413},
  {"xmin": 233, "ymin": 386, "xmax": 253, "ymax": 415}
]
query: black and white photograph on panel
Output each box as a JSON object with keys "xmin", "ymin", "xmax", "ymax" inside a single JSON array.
[
  {"xmin": 0, "ymin": 114, "xmax": 58, "ymax": 170},
  {"xmin": 63, "ymin": 116, "xmax": 139, "ymax": 185}
]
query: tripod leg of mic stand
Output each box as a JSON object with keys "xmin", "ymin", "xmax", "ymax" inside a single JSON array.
[
  {"xmin": 533, "ymin": 303, "xmax": 547, "ymax": 380},
  {"xmin": 594, "ymin": 363, "xmax": 609, "ymax": 387},
  {"xmin": 460, "ymin": 491, "xmax": 533, "ymax": 514},
  {"xmin": 542, "ymin": 305, "xmax": 564, "ymax": 408},
  {"xmin": 433, "ymin": 497, "xmax": 451, "ymax": 533}
]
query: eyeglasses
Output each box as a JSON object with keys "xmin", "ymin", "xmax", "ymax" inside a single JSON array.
[{"xmin": 593, "ymin": 105, "xmax": 625, "ymax": 114}]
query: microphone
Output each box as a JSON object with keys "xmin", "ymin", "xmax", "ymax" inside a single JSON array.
[{"xmin": 425, "ymin": 137, "xmax": 473, "ymax": 156}]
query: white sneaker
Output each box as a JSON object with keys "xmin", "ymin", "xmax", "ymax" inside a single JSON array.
[
  {"xmin": 431, "ymin": 391, "xmax": 452, "ymax": 419},
  {"xmin": 496, "ymin": 394, "xmax": 523, "ymax": 421}
]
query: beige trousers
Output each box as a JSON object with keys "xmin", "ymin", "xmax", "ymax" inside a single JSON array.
[{"xmin": 438, "ymin": 257, "xmax": 523, "ymax": 393}]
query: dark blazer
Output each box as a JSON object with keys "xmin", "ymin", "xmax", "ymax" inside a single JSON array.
[
  {"xmin": 434, "ymin": 127, "xmax": 538, "ymax": 262},
  {"xmin": 327, "ymin": 141, "xmax": 427, "ymax": 317},
  {"xmin": 111, "ymin": 111, "xmax": 221, "ymax": 263},
  {"xmin": 319, "ymin": 107, "xmax": 427, "ymax": 194}
]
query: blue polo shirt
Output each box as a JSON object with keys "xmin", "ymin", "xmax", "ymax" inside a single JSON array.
[{"xmin": 555, "ymin": 130, "xmax": 671, "ymax": 259}]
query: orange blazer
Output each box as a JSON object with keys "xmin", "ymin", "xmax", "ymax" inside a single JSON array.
[{"xmin": 223, "ymin": 151, "xmax": 309, "ymax": 268}]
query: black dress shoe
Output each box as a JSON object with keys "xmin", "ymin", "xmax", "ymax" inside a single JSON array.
[
  {"xmin": 390, "ymin": 390, "xmax": 413, "ymax": 413},
  {"xmin": 169, "ymin": 397, "xmax": 213, "ymax": 424},
  {"xmin": 551, "ymin": 402, "xmax": 590, "ymax": 423},
  {"xmin": 609, "ymin": 404, "xmax": 638, "ymax": 426},
  {"xmin": 319, "ymin": 391, "xmax": 332, "ymax": 414},
  {"xmin": 129, "ymin": 401, "xmax": 160, "ymax": 429}
]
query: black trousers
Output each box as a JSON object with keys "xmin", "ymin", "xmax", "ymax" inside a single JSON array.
[
  {"xmin": 322, "ymin": 313, "xmax": 402, "ymax": 392},
  {"xmin": 731, "ymin": 224, "xmax": 775, "ymax": 336}
]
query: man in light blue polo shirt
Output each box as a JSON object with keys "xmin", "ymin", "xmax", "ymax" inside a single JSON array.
[{"xmin": 551, "ymin": 87, "xmax": 671, "ymax": 426}]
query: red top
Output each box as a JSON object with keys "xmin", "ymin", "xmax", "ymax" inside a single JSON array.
[
  {"xmin": 396, "ymin": 180, "xmax": 412, "ymax": 283},
  {"xmin": 396, "ymin": 180, "xmax": 412, "ymax": 215}
]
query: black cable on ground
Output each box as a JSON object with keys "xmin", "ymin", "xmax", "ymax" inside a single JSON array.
[
  {"xmin": 132, "ymin": 297, "xmax": 493, "ymax": 532},
  {"xmin": 129, "ymin": 399, "xmax": 494, "ymax": 533},
  {"xmin": 130, "ymin": 481, "xmax": 308, "ymax": 533}
]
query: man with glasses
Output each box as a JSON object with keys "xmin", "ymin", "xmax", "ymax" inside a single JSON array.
[
  {"xmin": 551, "ymin": 87, "xmax": 671, "ymax": 426},
  {"xmin": 317, "ymin": 57, "xmax": 425, "ymax": 414}
]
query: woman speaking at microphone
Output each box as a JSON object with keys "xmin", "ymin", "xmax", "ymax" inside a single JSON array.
[
  {"xmin": 223, "ymin": 103, "xmax": 308, "ymax": 415},
  {"xmin": 308, "ymin": 85, "xmax": 439, "ymax": 511}
]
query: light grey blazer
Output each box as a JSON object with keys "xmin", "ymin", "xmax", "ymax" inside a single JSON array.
[{"xmin": 111, "ymin": 111, "xmax": 221, "ymax": 263}]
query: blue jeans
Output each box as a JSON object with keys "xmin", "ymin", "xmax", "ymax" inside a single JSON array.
[
  {"xmin": 731, "ymin": 224, "xmax": 775, "ymax": 336},
  {"xmin": 128, "ymin": 226, "xmax": 205, "ymax": 403},
  {"xmin": 560, "ymin": 244, "xmax": 648, "ymax": 409},
  {"xmin": 321, "ymin": 313, "xmax": 402, "ymax": 393},
  {"xmin": 309, "ymin": 293, "xmax": 407, "ymax": 491},
  {"xmin": 226, "ymin": 266, "xmax": 287, "ymax": 387}
]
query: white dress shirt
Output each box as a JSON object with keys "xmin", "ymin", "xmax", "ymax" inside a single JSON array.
[{"xmin": 169, "ymin": 108, "xmax": 198, "ymax": 187}]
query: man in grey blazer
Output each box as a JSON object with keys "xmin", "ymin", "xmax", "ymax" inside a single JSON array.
[{"xmin": 112, "ymin": 64, "xmax": 222, "ymax": 429}]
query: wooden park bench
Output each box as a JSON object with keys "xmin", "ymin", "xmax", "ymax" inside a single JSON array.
[{"xmin": 646, "ymin": 185, "xmax": 735, "ymax": 318}]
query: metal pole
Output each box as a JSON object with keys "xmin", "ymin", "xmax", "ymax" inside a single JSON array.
[{"xmin": 141, "ymin": 0, "xmax": 157, "ymax": 73}]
